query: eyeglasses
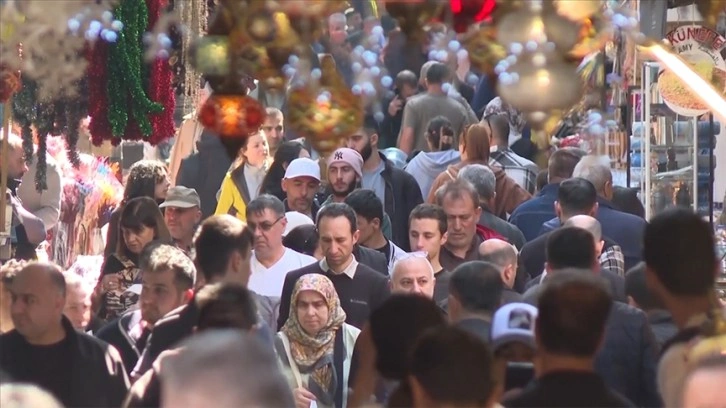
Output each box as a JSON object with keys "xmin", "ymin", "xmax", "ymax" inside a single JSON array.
[{"xmin": 248, "ymin": 216, "xmax": 284, "ymax": 232}]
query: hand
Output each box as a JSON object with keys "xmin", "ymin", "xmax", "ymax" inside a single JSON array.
[
  {"xmin": 388, "ymin": 96, "xmax": 403, "ymax": 116},
  {"xmin": 293, "ymin": 387, "xmax": 317, "ymax": 408}
]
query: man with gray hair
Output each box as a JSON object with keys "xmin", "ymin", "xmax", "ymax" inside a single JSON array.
[
  {"xmin": 540, "ymin": 155, "xmax": 646, "ymax": 270},
  {"xmin": 246, "ymin": 194, "xmax": 317, "ymax": 298},
  {"xmin": 390, "ymin": 254, "xmax": 436, "ymax": 300},
  {"xmin": 478, "ymin": 239, "xmax": 523, "ymax": 304},
  {"xmin": 458, "ymin": 164, "xmax": 526, "ymax": 249},
  {"xmin": 160, "ymin": 330, "xmax": 294, "ymax": 408}
]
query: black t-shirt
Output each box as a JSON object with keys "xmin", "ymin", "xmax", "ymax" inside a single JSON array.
[
  {"xmin": 373, "ymin": 241, "xmax": 392, "ymax": 266},
  {"xmin": 8, "ymin": 335, "xmax": 73, "ymax": 405}
]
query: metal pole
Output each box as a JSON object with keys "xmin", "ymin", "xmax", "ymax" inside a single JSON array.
[{"xmin": 0, "ymin": 99, "xmax": 12, "ymax": 234}]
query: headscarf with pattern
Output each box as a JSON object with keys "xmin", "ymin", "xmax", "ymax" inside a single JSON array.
[
  {"xmin": 282, "ymin": 274, "xmax": 346, "ymax": 405},
  {"xmin": 484, "ymin": 96, "xmax": 527, "ymax": 136}
]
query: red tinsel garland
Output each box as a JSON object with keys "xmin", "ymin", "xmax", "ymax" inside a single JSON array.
[
  {"xmin": 87, "ymin": 0, "xmax": 175, "ymax": 146},
  {"xmin": 146, "ymin": 0, "xmax": 175, "ymax": 146},
  {"xmin": 87, "ymin": 42, "xmax": 114, "ymax": 146}
]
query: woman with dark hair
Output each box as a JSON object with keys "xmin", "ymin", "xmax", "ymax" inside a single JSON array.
[
  {"xmin": 282, "ymin": 224, "xmax": 321, "ymax": 260},
  {"xmin": 404, "ymin": 116, "xmax": 461, "ymax": 199},
  {"xmin": 97, "ymin": 197, "xmax": 171, "ymax": 321},
  {"xmin": 104, "ymin": 160, "xmax": 170, "ymax": 257},
  {"xmin": 260, "ymin": 141, "xmax": 310, "ymax": 202}
]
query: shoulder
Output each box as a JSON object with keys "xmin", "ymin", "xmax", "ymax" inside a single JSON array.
[
  {"xmin": 520, "ymin": 233, "xmax": 546, "ymax": 255},
  {"xmin": 356, "ymin": 263, "xmax": 389, "ymax": 282},
  {"xmin": 75, "ymin": 330, "xmax": 123, "ymax": 361},
  {"xmin": 285, "ymin": 248, "xmax": 317, "ymax": 265},
  {"xmin": 153, "ymin": 303, "xmax": 190, "ymax": 329},
  {"xmin": 95, "ymin": 316, "xmax": 123, "ymax": 340}
]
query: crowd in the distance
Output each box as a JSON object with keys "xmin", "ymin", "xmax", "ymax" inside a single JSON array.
[{"xmin": 1, "ymin": 4, "xmax": 725, "ymax": 408}]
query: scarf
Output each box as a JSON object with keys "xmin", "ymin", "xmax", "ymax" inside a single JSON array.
[{"xmin": 282, "ymin": 274, "xmax": 346, "ymax": 405}]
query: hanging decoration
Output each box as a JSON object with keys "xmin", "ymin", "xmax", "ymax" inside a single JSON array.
[
  {"xmin": 176, "ymin": 0, "xmax": 208, "ymax": 114},
  {"xmin": 287, "ymin": 55, "xmax": 363, "ymax": 156},
  {"xmin": 88, "ymin": 0, "xmax": 175, "ymax": 146},
  {"xmin": 0, "ymin": 66, "xmax": 21, "ymax": 103}
]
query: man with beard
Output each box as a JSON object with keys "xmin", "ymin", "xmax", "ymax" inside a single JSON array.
[
  {"xmin": 281, "ymin": 158, "xmax": 321, "ymax": 220},
  {"xmin": 346, "ymin": 118, "xmax": 423, "ymax": 251},
  {"xmin": 96, "ymin": 244, "xmax": 195, "ymax": 374}
]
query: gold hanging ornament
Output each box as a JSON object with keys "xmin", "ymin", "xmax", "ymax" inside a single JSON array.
[
  {"xmin": 461, "ymin": 24, "xmax": 507, "ymax": 75},
  {"xmin": 695, "ymin": 0, "xmax": 726, "ymax": 28},
  {"xmin": 553, "ymin": 0, "xmax": 604, "ymax": 22},
  {"xmin": 287, "ymin": 55, "xmax": 363, "ymax": 156}
]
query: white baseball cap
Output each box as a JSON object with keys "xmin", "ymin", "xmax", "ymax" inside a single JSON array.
[
  {"xmin": 283, "ymin": 211, "xmax": 314, "ymax": 237},
  {"xmin": 491, "ymin": 302, "xmax": 538, "ymax": 351},
  {"xmin": 284, "ymin": 158, "xmax": 321, "ymax": 181}
]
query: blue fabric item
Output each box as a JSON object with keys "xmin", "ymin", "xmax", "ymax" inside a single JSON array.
[
  {"xmin": 537, "ymin": 198, "xmax": 646, "ymax": 271},
  {"xmin": 508, "ymin": 183, "xmax": 559, "ymax": 242}
]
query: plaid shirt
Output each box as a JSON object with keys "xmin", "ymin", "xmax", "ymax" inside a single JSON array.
[
  {"xmin": 489, "ymin": 149, "xmax": 538, "ymax": 194},
  {"xmin": 600, "ymin": 244, "xmax": 626, "ymax": 277}
]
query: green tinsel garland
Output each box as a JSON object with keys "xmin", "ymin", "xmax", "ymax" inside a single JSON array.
[{"xmin": 107, "ymin": 0, "xmax": 163, "ymax": 138}]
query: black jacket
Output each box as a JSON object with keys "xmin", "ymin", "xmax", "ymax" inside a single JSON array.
[
  {"xmin": 378, "ymin": 153, "xmax": 424, "ymax": 251},
  {"xmin": 456, "ymin": 318, "xmax": 491, "ymax": 343},
  {"xmin": 594, "ymin": 302, "xmax": 661, "ymax": 407},
  {"xmin": 0, "ymin": 316, "xmax": 129, "ymax": 407},
  {"xmin": 176, "ymin": 131, "xmax": 233, "ymax": 219},
  {"xmin": 647, "ymin": 309, "xmax": 679, "ymax": 351},
  {"xmin": 354, "ymin": 244, "xmax": 388, "ymax": 276},
  {"xmin": 96, "ymin": 309, "xmax": 148, "ymax": 375},
  {"xmin": 132, "ymin": 293, "xmax": 275, "ymax": 378}
]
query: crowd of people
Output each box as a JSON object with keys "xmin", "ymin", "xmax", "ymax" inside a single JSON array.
[{"xmin": 1, "ymin": 5, "xmax": 726, "ymax": 408}]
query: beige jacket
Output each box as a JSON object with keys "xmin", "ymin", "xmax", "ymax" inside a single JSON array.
[
  {"xmin": 18, "ymin": 154, "xmax": 62, "ymax": 231},
  {"xmin": 168, "ymin": 114, "xmax": 204, "ymax": 186}
]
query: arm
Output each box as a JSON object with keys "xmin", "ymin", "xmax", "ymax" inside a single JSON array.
[
  {"xmin": 105, "ymin": 343, "xmax": 131, "ymax": 406},
  {"xmin": 10, "ymin": 195, "xmax": 46, "ymax": 244},
  {"xmin": 25, "ymin": 161, "xmax": 61, "ymax": 230},
  {"xmin": 397, "ymin": 103, "xmax": 415, "ymax": 155}
]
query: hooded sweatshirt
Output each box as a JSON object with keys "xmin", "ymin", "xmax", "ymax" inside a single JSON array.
[
  {"xmin": 405, "ymin": 150, "xmax": 461, "ymax": 199},
  {"xmin": 427, "ymin": 160, "xmax": 531, "ymax": 219}
]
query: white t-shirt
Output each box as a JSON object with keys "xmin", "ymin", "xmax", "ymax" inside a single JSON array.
[{"xmin": 248, "ymin": 248, "xmax": 317, "ymax": 297}]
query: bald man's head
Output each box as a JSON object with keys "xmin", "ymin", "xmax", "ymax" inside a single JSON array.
[
  {"xmin": 390, "ymin": 256, "xmax": 435, "ymax": 299},
  {"xmin": 478, "ymin": 239, "xmax": 518, "ymax": 288},
  {"xmin": 564, "ymin": 215, "xmax": 604, "ymax": 257},
  {"xmin": 10, "ymin": 263, "xmax": 67, "ymax": 344}
]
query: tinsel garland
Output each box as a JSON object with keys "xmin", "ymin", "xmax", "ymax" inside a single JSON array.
[
  {"xmin": 88, "ymin": 41, "xmax": 114, "ymax": 145},
  {"xmin": 107, "ymin": 0, "xmax": 163, "ymax": 140},
  {"xmin": 146, "ymin": 0, "xmax": 176, "ymax": 145}
]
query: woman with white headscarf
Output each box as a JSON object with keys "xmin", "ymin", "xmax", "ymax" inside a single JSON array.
[{"xmin": 276, "ymin": 274, "xmax": 360, "ymax": 408}]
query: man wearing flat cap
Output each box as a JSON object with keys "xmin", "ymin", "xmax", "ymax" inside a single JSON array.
[{"xmin": 160, "ymin": 187, "xmax": 202, "ymax": 254}]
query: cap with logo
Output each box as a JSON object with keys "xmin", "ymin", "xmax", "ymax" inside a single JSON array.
[
  {"xmin": 284, "ymin": 158, "xmax": 321, "ymax": 181},
  {"xmin": 327, "ymin": 147, "xmax": 363, "ymax": 178},
  {"xmin": 160, "ymin": 186, "xmax": 201, "ymax": 209},
  {"xmin": 491, "ymin": 302, "xmax": 538, "ymax": 351}
]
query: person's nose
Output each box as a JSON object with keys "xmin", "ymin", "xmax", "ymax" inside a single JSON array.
[
  {"xmin": 452, "ymin": 218, "xmax": 463, "ymax": 230},
  {"xmin": 412, "ymin": 282, "xmax": 424, "ymax": 294},
  {"xmin": 345, "ymin": 139, "xmax": 355, "ymax": 149}
]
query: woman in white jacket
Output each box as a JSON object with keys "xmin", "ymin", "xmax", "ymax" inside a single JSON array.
[
  {"xmin": 404, "ymin": 116, "xmax": 461, "ymax": 199},
  {"xmin": 276, "ymin": 274, "xmax": 360, "ymax": 408}
]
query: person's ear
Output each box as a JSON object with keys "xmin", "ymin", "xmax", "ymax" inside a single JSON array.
[
  {"xmin": 352, "ymin": 229, "xmax": 360, "ymax": 245},
  {"xmin": 596, "ymin": 239, "xmax": 605, "ymax": 256},
  {"xmin": 183, "ymin": 289, "xmax": 194, "ymax": 302},
  {"xmin": 627, "ymin": 295, "xmax": 639, "ymax": 309},
  {"xmin": 280, "ymin": 217, "xmax": 288, "ymax": 230},
  {"xmin": 475, "ymin": 205, "xmax": 482, "ymax": 219},
  {"xmin": 440, "ymin": 231, "xmax": 448, "ymax": 247},
  {"xmin": 554, "ymin": 201, "xmax": 562, "ymax": 219},
  {"xmin": 282, "ymin": 161, "xmax": 289, "ymax": 171},
  {"xmin": 194, "ymin": 210, "xmax": 202, "ymax": 224},
  {"xmin": 372, "ymin": 217, "xmax": 381, "ymax": 230},
  {"xmin": 281, "ymin": 178, "xmax": 288, "ymax": 193},
  {"xmin": 544, "ymin": 261, "xmax": 552, "ymax": 274},
  {"xmin": 370, "ymin": 133, "xmax": 379, "ymax": 148}
]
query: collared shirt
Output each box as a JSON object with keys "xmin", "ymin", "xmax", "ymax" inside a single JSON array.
[
  {"xmin": 439, "ymin": 234, "xmax": 483, "ymax": 272},
  {"xmin": 489, "ymin": 151, "xmax": 538, "ymax": 195},
  {"xmin": 320, "ymin": 256, "xmax": 359, "ymax": 279}
]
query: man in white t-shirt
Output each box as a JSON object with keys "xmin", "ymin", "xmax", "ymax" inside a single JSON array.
[{"xmin": 245, "ymin": 195, "xmax": 316, "ymax": 297}]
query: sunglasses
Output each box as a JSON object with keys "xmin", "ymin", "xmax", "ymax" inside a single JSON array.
[{"xmin": 248, "ymin": 216, "xmax": 284, "ymax": 232}]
